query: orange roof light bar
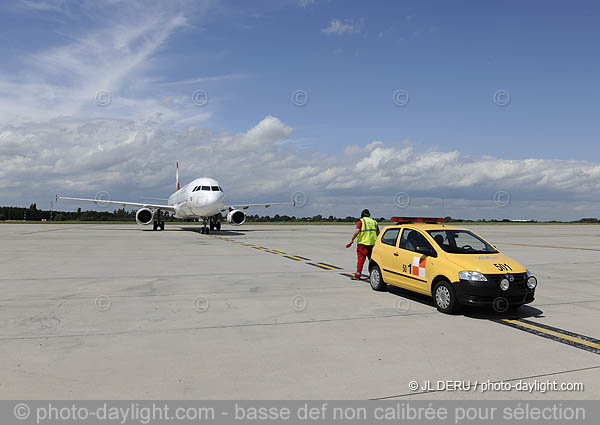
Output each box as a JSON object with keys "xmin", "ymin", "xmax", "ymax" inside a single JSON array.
[{"xmin": 391, "ymin": 217, "xmax": 444, "ymax": 224}]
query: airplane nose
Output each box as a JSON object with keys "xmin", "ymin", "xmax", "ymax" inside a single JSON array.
[{"xmin": 204, "ymin": 192, "xmax": 219, "ymax": 203}]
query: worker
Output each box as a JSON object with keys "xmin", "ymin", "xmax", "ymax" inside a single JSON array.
[{"xmin": 346, "ymin": 209, "xmax": 380, "ymax": 280}]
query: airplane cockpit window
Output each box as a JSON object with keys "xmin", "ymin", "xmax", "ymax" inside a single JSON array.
[
  {"xmin": 218, "ymin": 187, "xmax": 223, "ymax": 192},
  {"xmin": 211, "ymin": 186, "xmax": 219, "ymax": 191},
  {"xmin": 192, "ymin": 186, "xmax": 199, "ymax": 192},
  {"xmin": 201, "ymin": 186, "xmax": 210, "ymax": 191}
]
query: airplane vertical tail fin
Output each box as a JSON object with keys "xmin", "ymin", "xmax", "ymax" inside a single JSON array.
[{"xmin": 176, "ymin": 161, "xmax": 180, "ymax": 191}]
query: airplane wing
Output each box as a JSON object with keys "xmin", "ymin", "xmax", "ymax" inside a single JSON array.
[
  {"xmin": 141, "ymin": 197, "xmax": 169, "ymax": 201},
  {"xmin": 57, "ymin": 196, "xmax": 176, "ymax": 212},
  {"xmin": 222, "ymin": 202, "xmax": 293, "ymax": 211}
]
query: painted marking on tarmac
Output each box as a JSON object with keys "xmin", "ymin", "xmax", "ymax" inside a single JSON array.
[
  {"xmin": 209, "ymin": 235, "xmax": 345, "ymax": 273},
  {"xmin": 284, "ymin": 255, "xmax": 311, "ymax": 261},
  {"xmin": 315, "ymin": 262, "xmax": 342, "ymax": 270},
  {"xmin": 22, "ymin": 226, "xmax": 85, "ymax": 235},
  {"xmin": 307, "ymin": 262, "xmax": 342, "ymax": 270},
  {"xmin": 500, "ymin": 242, "xmax": 600, "ymax": 252},
  {"xmin": 494, "ymin": 318, "xmax": 600, "ymax": 355},
  {"xmin": 340, "ymin": 273, "xmax": 370, "ymax": 281}
]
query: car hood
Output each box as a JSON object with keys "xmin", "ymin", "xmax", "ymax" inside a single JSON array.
[{"xmin": 444, "ymin": 252, "xmax": 526, "ymax": 274}]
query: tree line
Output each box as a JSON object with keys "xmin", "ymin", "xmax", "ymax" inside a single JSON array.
[
  {"xmin": 0, "ymin": 205, "xmax": 383, "ymax": 223},
  {"xmin": 1, "ymin": 205, "xmax": 598, "ymax": 223},
  {"xmin": 0, "ymin": 204, "xmax": 138, "ymax": 221}
]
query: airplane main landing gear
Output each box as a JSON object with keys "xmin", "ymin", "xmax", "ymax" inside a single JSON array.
[
  {"xmin": 209, "ymin": 215, "xmax": 221, "ymax": 232},
  {"xmin": 153, "ymin": 210, "xmax": 165, "ymax": 231}
]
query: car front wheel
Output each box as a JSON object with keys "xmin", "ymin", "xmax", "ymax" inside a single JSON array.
[
  {"xmin": 369, "ymin": 265, "xmax": 386, "ymax": 291},
  {"xmin": 433, "ymin": 280, "xmax": 459, "ymax": 314}
]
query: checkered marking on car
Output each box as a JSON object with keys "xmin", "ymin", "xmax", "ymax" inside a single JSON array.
[{"xmin": 412, "ymin": 256, "xmax": 426, "ymax": 279}]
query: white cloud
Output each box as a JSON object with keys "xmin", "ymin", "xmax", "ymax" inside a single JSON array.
[
  {"xmin": 298, "ymin": 0, "xmax": 316, "ymax": 7},
  {"xmin": 321, "ymin": 18, "xmax": 364, "ymax": 35},
  {"xmin": 0, "ymin": 1, "xmax": 207, "ymax": 126},
  {"xmin": 219, "ymin": 115, "xmax": 293, "ymax": 152},
  {"xmin": 2, "ymin": 115, "xmax": 600, "ymax": 220},
  {"xmin": 156, "ymin": 74, "xmax": 253, "ymax": 86},
  {"xmin": 2, "ymin": 2, "xmax": 600, "ymax": 220},
  {"xmin": 21, "ymin": 0, "xmax": 66, "ymax": 13}
]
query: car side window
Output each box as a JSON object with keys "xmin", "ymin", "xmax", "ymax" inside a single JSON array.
[
  {"xmin": 400, "ymin": 229, "xmax": 435, "ymax": 255},
  {"xmin": 381, "ymin": 228, "xmax": 400, "ymax": 247}
]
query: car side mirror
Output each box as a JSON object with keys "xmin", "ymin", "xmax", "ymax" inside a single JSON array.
[{"xmin": 416, "ymin": 245, "xmax": 436, "ymax": 257}]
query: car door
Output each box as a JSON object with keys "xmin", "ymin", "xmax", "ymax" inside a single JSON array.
[
  {"xmin": 376, "ymin": 227, "xmax": 403, "ymax": 286},
  {"xmin": 396, "ymin": 228, "xmax": 437, "ymax": 294}
]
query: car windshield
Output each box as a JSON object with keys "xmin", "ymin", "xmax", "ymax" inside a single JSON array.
[{"xmin": 427, "ymin": 230, "xmax": 498, "ymax": 254}]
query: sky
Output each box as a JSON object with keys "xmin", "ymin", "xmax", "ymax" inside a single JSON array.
[{"xmin": 0, "ymin": 0, "xmax": 599, "ymax": 220}]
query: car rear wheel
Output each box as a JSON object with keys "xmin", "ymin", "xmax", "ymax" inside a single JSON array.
[
  {"xmin": 369, "ymin": 265, "xmax": 386, "ymax": 291},
  {"xmin": 433, "ymin": 280, "xmax": 459, "ymax": 314}
]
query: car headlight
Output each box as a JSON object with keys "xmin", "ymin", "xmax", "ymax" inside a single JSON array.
[
  {"xmin": 526, "ymin": 269, "xmax": 538, "ymax": 289},
  {"xmin": 500, "ymin": 278, "xmax": 510, "ymax": 291},
  {"xmin": 459, "ymin": 271, "xmax": 487, "ymax": 281}
]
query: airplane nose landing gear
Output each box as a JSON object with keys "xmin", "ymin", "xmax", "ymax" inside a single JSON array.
[
  {"xmin": 200, "ymin": 215, "xmax": 221, "ymax": 234},
  {"xmin": 200, "ymin": 217, "xmax": 210, "ymax": 234},
  {"xmin": 200, "ymin": 217, "xmax": 209, "ymax": 234}
]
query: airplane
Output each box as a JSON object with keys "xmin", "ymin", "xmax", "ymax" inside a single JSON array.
[{"xmin": 57, "ymin": 162, "xmax": 291, "ymax": 233}]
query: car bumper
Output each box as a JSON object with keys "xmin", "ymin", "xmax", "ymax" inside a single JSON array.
[{"xmin": 453, "ymin": 279, "xmax": 535, "ymax": 306}]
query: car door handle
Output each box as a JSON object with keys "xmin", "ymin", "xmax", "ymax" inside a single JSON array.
[{"xmin": 393, "ymin": 252, "xmax": 399, "ymax": 256}]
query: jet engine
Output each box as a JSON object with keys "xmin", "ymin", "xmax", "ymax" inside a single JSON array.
[
  {"xmin": 136, "ymin": 208, "xmax": 154, "ymax": 225},
  {"xmin": 226, "ymin": 209, "xmax": 246, "ymax": 226}
]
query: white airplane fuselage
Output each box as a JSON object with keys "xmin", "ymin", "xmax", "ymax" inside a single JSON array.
[
  {"xmin": 168, "ymin": 177, "xmax": 225, "ymax": 219},
  {"xmin": 58, "ymin": 163, "xmax": 287, "ymax": 232}
]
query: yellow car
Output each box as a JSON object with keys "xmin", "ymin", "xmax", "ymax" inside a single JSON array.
[{"xmin": 368, "ymin": 217, "xmax": 538, "ymax": 314}]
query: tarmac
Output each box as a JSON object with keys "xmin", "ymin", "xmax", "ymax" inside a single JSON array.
[{"xmin": 1, "ymin": 223, "xmax": 599, "ymax": 399}]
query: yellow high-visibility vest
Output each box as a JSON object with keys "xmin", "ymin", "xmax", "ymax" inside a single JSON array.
[{"xmin": 357, "ymin": 217, "xmax": 378, "ymax": 245}]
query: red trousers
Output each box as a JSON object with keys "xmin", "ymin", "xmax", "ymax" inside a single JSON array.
[{"xmin": 356, "ymin": 244, "xmax": 374, "ymax": 276}]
